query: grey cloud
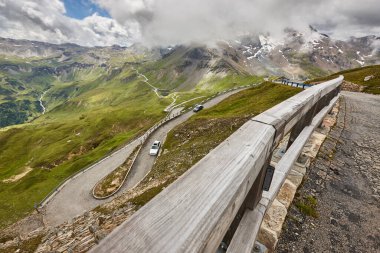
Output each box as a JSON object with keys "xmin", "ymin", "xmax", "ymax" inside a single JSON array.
[
  {"xmin": 96, "ymin": 0, "xmax": 380, "ymax": 46},
  {"xmin": 1, "ymin": 0, "xmax": 379, "ymax": 47},
  {"xmin": 0, "ymin": 0, "xmax": 131, "ymax": 46}
]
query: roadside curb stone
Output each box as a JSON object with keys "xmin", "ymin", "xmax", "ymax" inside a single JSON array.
[{"xmin": 257, "ymin": 99, "xmax": 340, "ymax": 252}]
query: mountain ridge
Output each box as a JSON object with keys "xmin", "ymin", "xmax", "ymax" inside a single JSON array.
[{"xmin": 0, "ymin": 28, "xmax": 379, "ymax": 128}]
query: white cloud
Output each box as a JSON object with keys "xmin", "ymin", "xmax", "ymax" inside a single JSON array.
[
  {"xmin": 0, "ymin": 0, "xmax": 379, "ymax": 47},
  {"xmin": 0, "ymin": 0, "xmax": 131, "ymax": 46},
  {"xmin": 95, "ymin": 0, "xmax": 380, "ymax": 46}
]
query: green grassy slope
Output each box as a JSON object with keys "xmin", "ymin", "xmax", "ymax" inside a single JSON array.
[
  {"xmin": 308, "ymin": 65, "xmax": 380, "ymax": 94},
  {"xmin": 0, "ymin": 45, "xmax": 147, "ymax": 128},
  {"xmin": 0, "ymin": 40, "xmax": 266, "ymax": 228},
  {"xmin": 0, "ymin": 58, "xmax": 101, "ymax": 127},
  {"xmin": 0, "ymin": 69, "xmax": 171, "ymax": 228},
  {"xmin": 0, "ymin": 62, "xmax": 262, "ymax": 228}
]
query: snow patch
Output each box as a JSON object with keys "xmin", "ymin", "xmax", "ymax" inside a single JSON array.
[
  {"xmin": 355, "ymin": 60, "xmax": 365, "ymax": 66},
  {"xmin": 356, "ymin": 51, "xmax": 365, "ymax": 61}
]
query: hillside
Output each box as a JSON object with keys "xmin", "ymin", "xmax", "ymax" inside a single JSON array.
[
  {"xmin": 0, "ymin": 41, "xmax": 262, "ymax": 228},
  {"xmin": 0, "ymin": 33, "xmax": 379, "ymax": 229},
  {"xmin": 308, "ymin": 65, "xmax": 380, "ymax": 94},
  {"xmin": 0, "ymin": 38, "xmax": 153, "ymax": 127},
  {"xmin": 0, "ymin": 82, "xmax": 301, "ymax": 252},
  {"xmin": 1, "ymin": 29, "xmax": 379, "ymax": 128}
]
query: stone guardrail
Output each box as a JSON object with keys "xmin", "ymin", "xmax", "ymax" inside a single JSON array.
[
  {"xmin": 37, "ymin": 83, "xmax": 259, "ymax": 209},
  {"xmin": 90, "ymin": 76, "xmax": 343, "ymax": 253}
]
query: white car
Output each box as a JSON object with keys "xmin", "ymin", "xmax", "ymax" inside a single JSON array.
[{"xmin": 149, "ymin": 140, "xmax": 161, "ymax": 156}]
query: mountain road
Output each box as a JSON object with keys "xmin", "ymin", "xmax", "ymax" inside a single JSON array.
[{"xmin": 44, "ymin": 87, "xmax": 250, "ymax": 226}]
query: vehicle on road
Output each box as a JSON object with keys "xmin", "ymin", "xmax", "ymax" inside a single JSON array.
[
  {"xmin": 149, "ymin": 140, "xmax": 161, "ymax": 156},
  {"xmin": 193, "ymin": 104, "xmax": 204, "ymax": 112}
]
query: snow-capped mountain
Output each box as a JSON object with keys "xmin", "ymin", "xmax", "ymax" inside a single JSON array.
[
  {"xmin": 0, "ymin": 26, "xmax": 379, "ymax": 82},
  {"xmin": 230, "ymin": 27, "xmax": 380, "ymax": 79}
]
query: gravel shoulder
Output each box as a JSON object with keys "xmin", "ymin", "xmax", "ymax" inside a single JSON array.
[
  {"xmin": 276, "ymin": 91, "xmax": 380, "ymax": 252},
  {"xmin": 44, "ymin": 88, "xmax": 248, "ymax": 227}
]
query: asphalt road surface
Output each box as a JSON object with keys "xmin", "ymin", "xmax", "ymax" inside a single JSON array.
[
  {"xmin": 44, "ymin": 88, "xmax": 248, "ymax": 226},
  {"xmin": 276, "ymin": 91, "xmax": 380, "ymax": 252}
]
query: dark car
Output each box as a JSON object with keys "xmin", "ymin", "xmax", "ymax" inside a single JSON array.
[{"xmin": 193, "ymin": 104, "xmax": 204, "ymax": 112}]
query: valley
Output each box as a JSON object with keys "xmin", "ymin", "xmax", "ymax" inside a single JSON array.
[
  {"xmin": 0, "ymin": 38, "xmax": 264, "ymax": 228},
  {"xmin": 43, "ymin": 86, "xmax": 253, "ymax": 226},
  {"xmin": 0, "ymin": 30, "xmax": 379, "ymax": 247},
  {"xmin": 0, "ymin": 0, "xmax": 379, "ymax": 251}
]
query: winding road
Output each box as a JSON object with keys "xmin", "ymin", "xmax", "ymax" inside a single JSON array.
[
  {"xmin": 133, "ymin": 68, "xmax": 162, "ymax": 98},
  {"xmin": 44, "ymin": 87, "xmax": 251, "ymax": 226}
]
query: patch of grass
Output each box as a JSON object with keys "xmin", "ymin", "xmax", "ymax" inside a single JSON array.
[
  {"xmin": 287, "ymin": 214, "xmax": 302, "ymax": 224},
  {"xmin": 307, "ymin": 65, "xmax": 380, "ymax": 94},
  {"xmin": 93, "ymin": 205, "xmax": 113, "ymax": 215},
  {"xmin": 129, "ymin": 178, "xmax": 175, "ymax": 207},
  {"xmin": 94, "ymin": 145, "xmax": 141, "ymax": 198},
  {"xmin": 295, "ymin": 195, "xmax": 319, "ymax": 218},
  {"xmin": 0, "ymin": 234, "xmax": 44, "ymax": 253}
]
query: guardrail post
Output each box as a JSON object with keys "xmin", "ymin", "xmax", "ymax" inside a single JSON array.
[
  {"xmin": 221, "ymin": 151, "xmax": 273, "ymax": 247},
  {"xmin": 245, "ymin": 152, "xmax": 273, "ymax": 210},
  {"xmin": 222, "ymin": 148, "xmax": 272, "ymax": 245}
]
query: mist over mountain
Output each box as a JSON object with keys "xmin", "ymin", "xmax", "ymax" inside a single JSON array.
[
  {"xmin": 95, "ymin": 0, "xmax": 380, "ymax": 46},
  {"xmin": 1, "ymin": 0, "xmax": 379, "ymax": 47},
  {"xmin": 1, "ymin": 25, "xmax": 379, "ymax": 74}
]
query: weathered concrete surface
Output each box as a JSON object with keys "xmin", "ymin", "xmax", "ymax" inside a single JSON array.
[{"xmin": 276, "ymin": 92, "xmax": 380, "ymax": 252}]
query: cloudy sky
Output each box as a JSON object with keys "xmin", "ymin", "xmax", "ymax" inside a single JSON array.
[{"xmin": 0, "ymin": 0, "xmax": 379, "ymax": 47}]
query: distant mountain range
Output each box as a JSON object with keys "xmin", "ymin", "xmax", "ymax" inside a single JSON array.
[
  {"xmin": 231, "ymin": 28, "xmax": 379, "ymax": 79},
  {"xmin": 1, "ymin": 26, "xmax": 379, "ymax": 78},
  {"xmin": 0, "ymin": 27, "xmax": 379, "ymax": 230},
  {"xmin": 0, "ymin": 27, "xmax": 379, "ymax": 127}
]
